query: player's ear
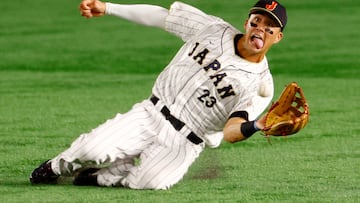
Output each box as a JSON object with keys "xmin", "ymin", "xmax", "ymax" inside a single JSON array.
[
  {"xmin": 244, "ymin": 19, "xmax": 249, "ymax": 29},
  {"xmin": 273, "ymin": 31, "xmax": 283, "ymax": 44}
]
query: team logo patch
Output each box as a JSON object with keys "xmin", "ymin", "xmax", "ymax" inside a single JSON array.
[{"xmin": 266, "ymin": 1, "xmax": 278, "ymax": 11}]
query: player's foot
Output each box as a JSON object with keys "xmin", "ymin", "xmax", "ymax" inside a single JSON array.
[
  {"xmin": 73, "ymin": 168, "xmax": 99, "ymax": 186},
  {"xmin": 30, "ymin": 160, "xmax": 59, "ymax": 184}
]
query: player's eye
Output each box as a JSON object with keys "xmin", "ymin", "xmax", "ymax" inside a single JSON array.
[
  {"xmin": 250, "ymin": 22, "xmax": 257, "ymax": 28},
  {"xmin": 265, "ymin": 28, "xmax": 274, "ymax": 35}
]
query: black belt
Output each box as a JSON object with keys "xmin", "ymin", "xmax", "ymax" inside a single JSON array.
[{"xmin": 150, "ymin": 95, "xmax": 203, "ymax": 145}]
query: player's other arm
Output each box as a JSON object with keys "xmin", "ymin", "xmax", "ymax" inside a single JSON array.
[
  {"xmin": 223, "ymin": 115, "xmax": 265, "ymax": 143},
  {"xmin": 79, "ymin": 0, "xmax": 168, "ymax": 29}
]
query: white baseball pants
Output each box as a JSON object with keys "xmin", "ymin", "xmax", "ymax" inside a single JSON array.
[{"xmin": 51, "ymin": 99, "xmax": 205, "ymax": 189}]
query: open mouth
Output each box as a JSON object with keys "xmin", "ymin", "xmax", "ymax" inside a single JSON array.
[{"xmin": 251, "ymin": 34, "xmax": 264, "ymax": 49}]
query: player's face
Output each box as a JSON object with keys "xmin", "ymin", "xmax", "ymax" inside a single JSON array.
[{"xmin": 243, "ymin": 14, "xmax": 283, "ymax": 54}]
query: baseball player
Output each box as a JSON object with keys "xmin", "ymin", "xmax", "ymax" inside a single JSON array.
[{"xmin": 30, "ymin": 0, "xmax": 287, "ymax": 190}]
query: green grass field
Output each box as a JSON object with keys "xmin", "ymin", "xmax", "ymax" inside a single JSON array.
[{"xmin": 1, "ymin": 0, "xmax": 359, "ymax": 202}]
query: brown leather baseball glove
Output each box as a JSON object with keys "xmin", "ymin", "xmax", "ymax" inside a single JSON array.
[{"xmin": 262, "ymin": 82, "xmax": 309, "ymax": 136}]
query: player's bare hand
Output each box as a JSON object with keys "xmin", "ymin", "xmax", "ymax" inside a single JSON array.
[{"xmin": 79, "ymin": 0, "xmax": 106, "ymax": 18}]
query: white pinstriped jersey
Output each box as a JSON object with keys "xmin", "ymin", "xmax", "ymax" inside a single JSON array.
[{"xmin": 153, "ymin": 2, "xmax": 274, "ymax": 147}]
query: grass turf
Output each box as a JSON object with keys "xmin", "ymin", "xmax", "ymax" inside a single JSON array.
[{"xmin": 1, "ymin": 0, "xmax": 359, "ymax": 202}]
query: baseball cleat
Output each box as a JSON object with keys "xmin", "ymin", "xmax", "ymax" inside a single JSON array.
[{"xmin": 30, "ymin": 160, "xmax": 59, "ymax": 184}]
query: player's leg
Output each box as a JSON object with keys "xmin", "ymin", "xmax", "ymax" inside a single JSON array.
[
  {"xmin": 30, "ymin": 100, "xmax": 157, "ymax": 183},
  {"xmin": 66, "ymin": 107, "xmax": 205, "ymax": 189},
  {"xmin": 52, "ymin": 101, "xmax": 158, "ymax": 174}
]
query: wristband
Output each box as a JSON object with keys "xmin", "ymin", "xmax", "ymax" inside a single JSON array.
[{"xmin": 240, "ymin": 120, "xmax": 260, "ymax": 138}]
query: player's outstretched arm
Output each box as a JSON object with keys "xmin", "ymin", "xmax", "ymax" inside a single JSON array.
[{"xmin": 104, "ymin": 2, "xmax": 168, "ymax": 29}]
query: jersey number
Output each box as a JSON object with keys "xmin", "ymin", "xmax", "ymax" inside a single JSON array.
[{"xmin": 198, "ymin": 89, "xmax": 216, "ymax": 108}]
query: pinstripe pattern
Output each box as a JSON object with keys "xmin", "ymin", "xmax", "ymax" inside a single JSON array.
[
  {"xmin": 52, "ymin": 101, "xmax": 159, "ymax": 175},
  {"xmin": 51, "ymin": 2, "xmax": 273, "ymax": 189}
]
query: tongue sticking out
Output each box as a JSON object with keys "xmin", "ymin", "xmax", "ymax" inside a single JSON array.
[{"xmin": 253, "ymin": 37, "xmax": 264, "ymax": 49}]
